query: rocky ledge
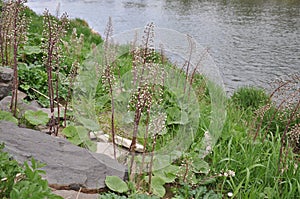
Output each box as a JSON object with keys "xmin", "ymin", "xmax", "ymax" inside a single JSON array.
[{"xmin": 0, "ymin": 121, "xmax": 127, "ymax": 193}]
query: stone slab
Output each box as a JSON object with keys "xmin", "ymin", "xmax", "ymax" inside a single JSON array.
[
  {"xmin": 52, "ymin": 190, "xmax": 99, "ymax": 199},
  {"xmin": 0, "ymin": 121, "xmax": 127, "ymax": 190}
]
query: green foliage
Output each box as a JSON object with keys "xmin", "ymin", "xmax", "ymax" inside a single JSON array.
[
  {"xmin": 24, "ymin": 110, "xmax": 49, "ymax": 126},
  {"xmin": 172, "ymin": 184, "xmax": 221, "ymax": 199},
  {"xmin": 99, "ymin": 193, "xmax": 160, "ymax": 199},
  {"xmin": 231, "ymin": 86, "xmax": 269, "ymax": 111},
  {"xmin": 105, "ymin": 176, "xmax": 129, "ymax": 194},
  {"xmin": 149, "ymin": 176, "xmax": 165, "ymax": 197},
  {"xmin": 129, "ymin": 194, "xmax": 160, "ymax": 199},
  {"xmin": 0, "ymin": 143, "xmax": 62, "ymax": 199},
  {"xmin": 0, "ymin": 110, "xmax": 18, "ymax": 124},
  {"xmin": 209, "ymin": 100, "xmax": 300, "ymax": 198},
  {"xmin": 61, "ymin": 125, "xmax": 96, "ymax": 151},
  {"xmin": 18, "ymin": 63, "xmax": 50, "ymax": 106},
  {"xmin": 152, "ymin": 165, "xmax": 178, "ymax": 184},
  {"xmin": 17, "ymin": 6, "xmax": 103, "ymax": 107},
  {"xmin": 99, "ymin": 193, "xmax": 127, "ymax": 199}
]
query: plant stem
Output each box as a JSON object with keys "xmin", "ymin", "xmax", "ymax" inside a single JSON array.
[
  {"xmin": 10, "ymin": 0, "xmax": 22, "ymax": 117},
  {"xmin": 148, "ymin": 133, "xmax": 157, "ymax": 193},
  {"xmin": 278, "ymin": 100, "xmax": 300, "ymax": 173}
]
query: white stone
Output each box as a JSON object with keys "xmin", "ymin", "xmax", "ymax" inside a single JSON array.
[
  {"xmin": 96, "ymin": 142, "xmax": 128, "ymax": 160},
  {"xmin": 114, "ymin": 134, "xmax": 144, "ymax": 152},
  {"xmin": 91, "ymin": 132, "xmax": 144, "ymax": 152}
]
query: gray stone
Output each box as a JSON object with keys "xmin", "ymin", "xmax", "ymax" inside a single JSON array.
[
  {"xmin": 0, "ymin": 96, "xmax": 64, "ymax": 119},
  {"xmin": 0, "ymin": 67, "xmax": 13, "ymax": 100},
  {"xmin": 0, "ymin": 121, "xmax": 127, "ymax": 190},
  {"xmin": 96, "ymin": 142, "xmax": 128, "ymax": 160},
  {"xmin": 0, "ymin": 96, "xmax": 40, "ymax": 117},
  {"xmin": 0, "ymin": 82, "xmax": 12, "ymax": 100},
  {"xmin": 52, "ymin": 190, "xmax": 99, "ymax": 199},
  {"xmin": 0, "ymin": 96, "xmax": 12, "ymax": 111},
  {"xmin": 0, "ymin": 67, "xmax": 13, "ymax": 82}
]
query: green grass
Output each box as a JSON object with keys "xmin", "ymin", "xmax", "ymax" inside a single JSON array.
[{"xmin": 207, "ymin": 97, "xmax": 300, "ymax": 198}]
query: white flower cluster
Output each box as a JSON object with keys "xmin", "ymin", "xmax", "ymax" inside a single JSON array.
[{"xmin": 219, "ymin": 169, "xmax": 235, "ymax": 177}]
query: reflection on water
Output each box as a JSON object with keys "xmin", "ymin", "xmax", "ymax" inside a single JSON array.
[{"xmin": 26, "ymin": 0, "xmax": 300, "ymax": 93}]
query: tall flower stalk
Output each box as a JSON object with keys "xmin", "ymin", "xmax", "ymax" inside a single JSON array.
[
  {"xmin": 102, "ymin": 17, "xmax": 117, "ymax": 159},
  {"xmin": 62, "ymin": 28, "xmax": 84, "ymax": 127},
  {"xmin": 0, "ymin": 0, "xmax": 27, "ymax": 116},
  {"xmin": 127, "ymin": 23, "xmax": 166, "ymax": 183},
  {"xmin": 253, "ymin": 73, "xmax": 300, "ymax": 173},
  {"xmin": 42, "ymin": 9, "xmax": 68, "ymax": 135}
]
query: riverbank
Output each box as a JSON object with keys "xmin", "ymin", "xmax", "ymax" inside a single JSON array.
[{"xmin": 0, "ymin": 2, "xmax": 299, "ymax": 198}]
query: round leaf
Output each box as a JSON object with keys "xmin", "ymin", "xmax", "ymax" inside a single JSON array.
[
  {"xmin": 24, "ymin": 110, "xmax": 49, "ymax": 126},
  {"xmin": 151, "ymin": 176, "xmax": 166, "ymax": 197},
  {"xmin": 105, "ymin": 176, "xmax": 128, "ymax": 193}
]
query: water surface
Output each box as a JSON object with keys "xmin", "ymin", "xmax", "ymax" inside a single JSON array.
[{"xmin": 26, "ymin": 0, "xmax": 300, "ymax": 93}]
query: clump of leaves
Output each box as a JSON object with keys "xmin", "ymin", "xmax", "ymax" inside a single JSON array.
[
  {"xmin": 103, "ymin": 176, "xmax": 162, "ymax": 199},
  {"xmin": 0, "ymin": 143, "xmax": 62, "ymax": 199},
  {"xmin": 61, "ymin": 125, "xmax": 96, "ymax": 151},
  {"xmin": 231, "ymin": 86, "xmax": 269, "ymax": 111},
  {"xmin": 18, "ymin": 63, "xmax": 49, "ymax": 106},
  {"xmin": 172, "ymin": 184, "xmax": 221, "ymax": 199}
]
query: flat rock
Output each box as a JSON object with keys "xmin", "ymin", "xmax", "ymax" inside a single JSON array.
[
  {"xmin": 52, "ymin": 190, "xmax": 99, "ymax": 199},
  {"xmin": 0, "ymin": 121, "xmax": 127, "ymax": 190}
]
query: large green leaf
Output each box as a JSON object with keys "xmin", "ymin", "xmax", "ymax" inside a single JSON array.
[
  {"xmin": 21, "ymin": 45, "xmax": 42, "ymax": 55},
  {"xmin": 105, "ymin": 176, "xmax": 128, "ymax": 193},
  {"xmin": 166, "ymin": 107, "xmax": 189, "ymax": 125},
  {"xmin": 61, "ymin": 126, "xmax": 77, "ymax": 137},
  {"xmin": 192, "ymin": 159, "xmax": 210, "ymax": 174},
  {"xmin": 62, "ymin": 126, "xmax": 96, "ymax": 151},
  {"xmin": 151, "ymin": 176, "xmax": 166, "ymax": 198},
  {"xmin": 0, "ymin": 111, "xmax": 18, "ymax": 124},
  {"xmin": 67, "ymin": 135, "xmax": 82, "ymax": 146},
  {"xmin": 152, "ymin": 155, "xmax": 172, "ymax": 171},
  {"xmin": 77, "ymin": 116, "xmax": 99, "ymax": 131},
  {"xmin": 153, "ymin": 165, "xmax": 179, "ymax": 183},
  {"xmin": 24, "ymin": 110, "xmax": 49, "ymax": 126}
]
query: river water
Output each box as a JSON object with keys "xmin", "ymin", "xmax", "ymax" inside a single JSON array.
[{"xmin": 26, "ymin": 0, "xmax": 300, "ymax": 93}]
